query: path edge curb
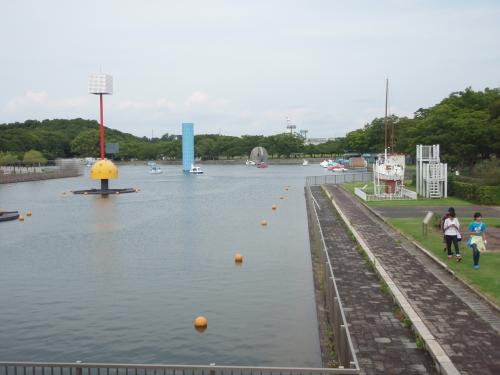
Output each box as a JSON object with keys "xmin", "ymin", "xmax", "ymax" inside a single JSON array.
[{"xmin": 321, "ymin": 185, "xmax": 460, "ymax": 375}]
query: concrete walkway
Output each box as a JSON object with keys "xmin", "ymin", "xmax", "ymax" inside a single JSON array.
[
  {"xmin": 310, "ymin": 186, "xmax": 437, "ymax": 375},
  {"xmin": 323, "ymin": 185, "xmax": 500, "ymax": 375}
]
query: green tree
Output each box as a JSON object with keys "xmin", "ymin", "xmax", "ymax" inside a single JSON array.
[
  {"xmin": 70, "ymin": 129, "xmax": 100, "ymax": 157},
  {"xmin": 23, "ymin": 150, "xmax": 47, "ymax": 165},
  {"xmin": 0, "ymin": 152, "xmax": 19, "ymax": 165}
]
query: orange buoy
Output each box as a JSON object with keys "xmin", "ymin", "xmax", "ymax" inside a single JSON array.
[
  {"xmin": 260, "ymin": 219, "xmax": 268, "ymax": 226},
  {"xmin": 26, "ymin": 211, "xmax": 32, "ymax": 217},
  {"xmin": 234, "ymin": 253, "xmax": 243, "ymax": 263},
  {"xmin": 18, "ymin": 215, "xmax": 25, "ymax": 222},
  {"xmin": 271, "ymin": 204, "xmax": 277, "ymax": 210},
  {"xmin": 194, "ymin": 316, "xmax": 208, "ymax": 330}
]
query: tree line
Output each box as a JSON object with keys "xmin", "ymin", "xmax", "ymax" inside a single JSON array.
[{"xmin": 1, "ymin": 87, "xmax": 499, "ymax": 167}]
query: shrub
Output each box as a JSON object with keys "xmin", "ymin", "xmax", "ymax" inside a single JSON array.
[{"xmin": 449, "ymin": 179, "xmax": 500, "ymax": 205}]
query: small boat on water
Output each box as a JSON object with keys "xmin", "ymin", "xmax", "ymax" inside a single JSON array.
[
  {"xmin": 257, "ymin": 162, "xmax": 268, "ymax": 169},
  {"xmin": 147, "ymin": 161, "xmax": 157, "ymax": 166},
  {"xmin": 328, "ymin": 164, "xmax": 347, "ymax": 172},
  {"xmin": 189, "ymin": 164, "xmax": 203, "ymax": 174},
  {"xmin": 302, "ymin": 159, "xmax": 309, "ymax": 166},
  {"xmin": 149, "ymin": 166, "xmax": 163, "ymax": 174},
  {"xmin": 0, "ymin": 211, "xmax": 20, "ymax": 222},
  {"xmin": 245, "ymin": 160, "xmax": 256, "ymax": 166}
]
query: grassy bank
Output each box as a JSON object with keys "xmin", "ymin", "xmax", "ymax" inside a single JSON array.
[{"xmin": 388, "ymin": 217, "xmax": 500, "ymax": 305}]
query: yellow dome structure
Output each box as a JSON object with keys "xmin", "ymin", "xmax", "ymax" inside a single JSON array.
[{"xmin": 90, "ymin": 160, "xmax": 118, "ymax": 180}]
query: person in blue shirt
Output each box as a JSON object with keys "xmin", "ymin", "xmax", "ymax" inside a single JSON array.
[{"xmin": 467, "ymin": 212, "xmax": 487, "ymax": 270}]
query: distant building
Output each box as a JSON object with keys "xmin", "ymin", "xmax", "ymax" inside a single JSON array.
[{"xmin": 306, "ymin": 137, "xmax": 336, "ymax": 145}]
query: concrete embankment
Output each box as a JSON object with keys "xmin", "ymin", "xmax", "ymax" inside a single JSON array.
[{"xmin": 0, "ymin": 170, "xmax": 82, "ymax": 184}]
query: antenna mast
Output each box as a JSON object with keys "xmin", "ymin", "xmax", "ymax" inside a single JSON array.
[{"xmin": 384, "ymin": 78, "xmax": 388, "ymax": 151}]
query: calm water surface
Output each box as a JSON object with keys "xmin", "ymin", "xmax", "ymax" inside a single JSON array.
[{"xmin": 0, "ymin": 165, "xmax": 326, "ymax": 366}]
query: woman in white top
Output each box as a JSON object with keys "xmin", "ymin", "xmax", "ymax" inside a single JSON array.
[{"xmin": 443, "ymin": 208, "xmax": 462, "ymax": 261}]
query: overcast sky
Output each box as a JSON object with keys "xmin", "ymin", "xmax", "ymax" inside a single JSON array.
[{"xmin": 1, "ymin": 0, "xmax": 499, "ymax": 138}]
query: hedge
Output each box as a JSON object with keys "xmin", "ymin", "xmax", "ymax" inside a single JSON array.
[{"xmin": 448, "ymin": 178, "xmax": 500, "ymax": 205}]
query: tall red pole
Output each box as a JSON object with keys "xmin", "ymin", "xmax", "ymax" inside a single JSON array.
[{"xmin": 99, "ymin": 93, "xmax": 105, "ymax": 160}]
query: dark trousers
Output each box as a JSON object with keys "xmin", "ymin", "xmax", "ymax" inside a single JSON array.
[
  {"xmin": 471, "ymin": 243, "xmax": 480, "ymax": 266},
  {"xmin": 445, "ymin": 235, "xmax": 460, "ymax": 256}
]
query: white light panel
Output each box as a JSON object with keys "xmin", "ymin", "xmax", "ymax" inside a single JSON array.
[{"xmin": 88, "ymin": 74, "xmax": 113, "ymax": 94}]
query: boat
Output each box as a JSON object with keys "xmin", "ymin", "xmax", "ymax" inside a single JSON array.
[
  {"xmin": 372, "ymin": 79, "xmax": 406, "ymax": 196},
  {"xmin": 302, "ymin": 159, "xmax": 309, "ymax": 166},
  {"xmin": 0, "ymin": 211, "xmax": 20, "ymax": 222},
  {"xmin": 257, "ymin": 162, "xmax": 268, "ymax": 168},
  {"xmin": 149, "ymin": 165, "xmax": 163, "ymax": 174},
  {"xmin": 328, "ymin": 164, "xmax": 347, "ymax": 172},
  {"xmin": 320, "ymin": 159, "xmax": 335, "ymax": 168},
  {"xmin": 245, "ymin": 160, "xmax": 256, "ymax": 166},
  {"xmin": 189, "ymin": 164, "xmax": 203, "ymax": 174},
  {"xmin": 147, "ymin": 161, "xmax": 157, "ymax": 166}
]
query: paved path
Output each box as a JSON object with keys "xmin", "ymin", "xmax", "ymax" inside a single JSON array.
[
  {"xmin": 324, "ymin": 185, "xmax": 500, "ymax": 375},
  {"xmin": 310, "ymin": 186, "xmax": 437, "ymax": 375}
]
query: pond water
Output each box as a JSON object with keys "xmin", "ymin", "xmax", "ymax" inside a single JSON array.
[{"xmin": 0, "ymin": 164, "xmax": 326, "ymax": 367}]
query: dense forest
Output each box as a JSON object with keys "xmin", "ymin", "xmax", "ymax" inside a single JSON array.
[{"xmin": 1, "ymin": 87, "xmax": 499, "ymax": 168}]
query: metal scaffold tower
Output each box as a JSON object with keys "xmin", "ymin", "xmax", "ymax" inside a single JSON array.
[{"xmin": 416, "ymin": 144, "xmax": 448, "ymax": 198}]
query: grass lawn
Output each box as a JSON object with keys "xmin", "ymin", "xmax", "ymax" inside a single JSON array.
[
  {"xmin": 388, "ymin": 217, "xmax": 500, "ymax": 305},
  {"xmin": 341, "ymin": 181, "xmax": 473, "ymax": 207}
]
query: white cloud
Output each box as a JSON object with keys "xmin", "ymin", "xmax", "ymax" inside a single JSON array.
[{"xmin": 4, "ymin": 90, "xmax": 89, "ymax": 113}]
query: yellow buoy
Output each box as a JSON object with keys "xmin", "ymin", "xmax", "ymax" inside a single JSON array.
[
  {"xmin": 234, "ymin": 253, "xmax": 243, "ymax": 263},
  {"xmin": 18, "ymin": 215, "xmax": 25, "ymax": 222},
  {"xmin": 194, "ymin": 316, "xmax": 208, "ymax": 329},
  {"xmin": 260, "ymin": 219, "xmax": 268, "ymax": 226},
  {"xmin": 90, "ymin": 159, "xmax": 118, "ymax": 180},
  {"xmin": 271, "ymin": 204, "xmax": 277, "ymax": 210},
  {"xmin": 26, "ymin": 211, "xmax": 32, "ymax": 217}
]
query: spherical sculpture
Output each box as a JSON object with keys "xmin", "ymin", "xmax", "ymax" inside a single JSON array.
[{"xmin": 90, "ymin": 160, "xmax": 118, "ymax": 180}]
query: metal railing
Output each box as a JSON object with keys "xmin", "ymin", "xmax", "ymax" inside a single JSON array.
[
  {"xmin": 305, "ymin": 187, "xmax": 359, "ymax": 372},
  {"xmin": 0, "ymin": 362, "xmax": 359, "ymax": 375},
  {"xmin": 305, "ymin": 172, "xmax": 372, "ymax": 187}
]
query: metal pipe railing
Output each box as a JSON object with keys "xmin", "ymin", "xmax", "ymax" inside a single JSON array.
[
  {"xmin": 305, "ymin": 186, "xmax": 359, "ymax": 371},
  {"xmin": 0, "ymin": 362, "xmax": 359, "ymax": 375},
  {"xmin": 305, "ymin": 172, "xmax": 372, "ymax": 187}
]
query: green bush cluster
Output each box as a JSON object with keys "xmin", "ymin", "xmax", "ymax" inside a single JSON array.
[{"xmin": 449, "ymin": 178, "xmax": 500, "ymax": 205}]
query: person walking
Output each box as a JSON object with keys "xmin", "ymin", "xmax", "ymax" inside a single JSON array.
[
  {"xmin": 440, "ymin": 207, "xmax": 454, "ymax": 252},
  {"xmin": 468, "ymin": 212, "xmax": 487, "ymax": 270},
  {"xmin": 443, "ymin": 208, "xmax": 462, "ymax": 261}
]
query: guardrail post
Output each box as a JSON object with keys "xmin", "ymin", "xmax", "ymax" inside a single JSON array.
[
  {"xmin": 76, "ymin": 362, "xmax": 82, "ymax": 375},
  {"xmin": 209, "ymin": 363, "xmax": 215, "ymax": 375}
]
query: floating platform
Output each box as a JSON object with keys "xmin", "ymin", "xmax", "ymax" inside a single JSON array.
[
  {"xmin": 0, "ymin": 211, "xmax": 20, "ymax": 222},
  {"xmin": 72, "ymin": 188, "xmax": 136, "ymax": 195}
]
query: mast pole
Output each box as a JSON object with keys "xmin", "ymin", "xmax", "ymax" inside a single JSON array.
[{"xmin": 384, "ymin": 78, "xmax": 388, "ymax": 151}]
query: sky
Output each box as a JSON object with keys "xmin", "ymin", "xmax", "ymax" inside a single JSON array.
[{"xmin": 1, "ymin": 0, "xmax": 499, "ymax": 138}]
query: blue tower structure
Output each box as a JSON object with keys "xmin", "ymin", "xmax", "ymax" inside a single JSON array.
[{"xmin": 182, "ymin": 122, "xmax": 194, "ymax": 172}]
